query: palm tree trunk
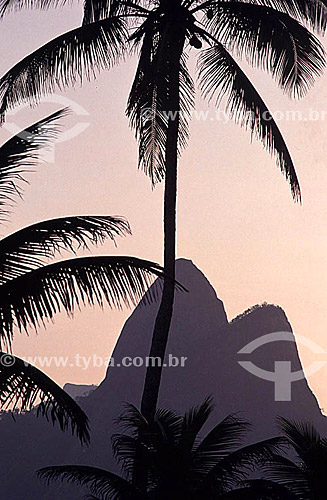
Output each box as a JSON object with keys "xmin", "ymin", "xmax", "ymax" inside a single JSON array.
[{"xmin": 140, "ymin": 32, "xmax": 184, "ymax": 422}]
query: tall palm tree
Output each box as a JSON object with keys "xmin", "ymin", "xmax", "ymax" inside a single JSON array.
[
  {"xmin": 0, "ymin": 0, "xmax": 325, "ymax": 422},
  {"xmin": 264, "ymin": 417, "xmax": 327, "ymax": 499},
  {"xmin": 0, "ymin": 108, "xmax": 168, "ymax": 444},
  {"xmin": 38, "ymin": 396, "xmax": 292, "ymax": 498}
]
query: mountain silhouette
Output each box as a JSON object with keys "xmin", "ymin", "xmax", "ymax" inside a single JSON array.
[{"xmin": 0, "ymin": 258, "xmax": 325, "ymax": 499}]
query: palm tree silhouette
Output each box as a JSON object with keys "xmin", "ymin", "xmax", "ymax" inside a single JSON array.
[
  {"xmin": 0, "ymin": 108, "xmax": 168, "ymax": 444},
  {"xmin": 264, "ymin": 417, "xmax": 327, "ymax": 499},
  {"xmin": 0, "ymin": 0, "xmax": 325, "ymax": 422},
  {"xmin": 38, "ymin": 396, "xmax": 292, "ymax": 498}
]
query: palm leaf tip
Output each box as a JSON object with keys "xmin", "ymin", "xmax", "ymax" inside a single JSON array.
[
  {"xmin": 183, "ymin": 395, "xmax": 214, "ymax": 430},
  {"xmin": 277, "ymin": 416, "xmax": 321, "ymax": 453},
  {"xmin": 197, "ymin": 44, "xmax": 301, "ymax": 202},
  {"xmin": 0, "ymin": 107, "xmax": 69, "ymax": 162},
  {"xmin": 0, "ymin": 353, "xmax": 90, "ymax": 444},
  {"xmin": 0, "ymin": 108, "xmax": 69, "ymax": 218},
  {"xmin": 0, "ymin": 256, "xmax": 168, "ymax": 348},
  {"xmin": 262, "ymin": 0, "xmax": 327, "ymax": 35},
  {"xmin": 37, "ymin": 465, "xmax": 137, "ymax": 498},
  {"xmin": 192, "ymin": 412, "xmax": 252, "ymax": 475},
  {"xmin": 0, "ymin": 17, "xmax": 127, "ymax": 118},
  {"xmin": 205, "ymin": 2, "xmax": 325, "ymax": 99},
  {"xmin": 0, "ymin": 0, "xmax": 69, "ymax": 18},
  {"xmin": 0, "ymin": 214, "xmax": 132, "ymax": 283}
]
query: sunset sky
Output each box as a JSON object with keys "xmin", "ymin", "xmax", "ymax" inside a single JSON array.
[{"xmin": 1, "ymin": 6, "xmax": 327, "ymax": 410}]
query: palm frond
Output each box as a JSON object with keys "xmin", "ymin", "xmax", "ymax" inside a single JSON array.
[
  {"xmin": 113, "ymin": 405, "xmax": 152, "ymax": 464},
  {"xmin": 0, "ymin": 353, "xmax": 90, "ymax": 443},
  {"xmin": 205, "ymin": 1, "xmax": 325, "ymax": 98},
  {"xmin": 116, "ymin": 403, "xmax": 182, "ymax": 442},
  {"xmin": 0, "ymin": 17, "xmax": 127, "ymax": 119},
  {"xmin": 154, "ymin": 406, "xmax": 182, "ymax": 444},
  {"xmin": 251, "ymin": 0, "xmax": 327, "ymax": 33},
  {"xmin": 83, "ymin": 0, "xmax": 113, "ymax": 24},
  {"xmin": 0, "ymin": 0, "xmax": 68, "ymax": 17},
  {"xmin": 0, "ymin": 256, "xmax": 167, "ymax": 349},
  {"xmin": 0, "ymin": 108, "xmax": 68, "ymax": 219},
  {"xmin": 113, "ymin": 403, "xmax": 183, "ymax": 477},
  {"xmin": 197, "ymin": 43, "xmax": 301, "ymax": 201},
  {"xmin": 192, "ymin": 413, "xmax": 251, "ymax": 475},
  {"xmin": 179, "ymin": 55, "xmax": 195, "ymax": 153},
  {"xmin": 180, "ymin": 395, "xmax": 214, "ymax": 454},
  {"xmin": 204, "ymin": 437, "xmax": 284, "ymax": 490},
  {"xmin": 0, "ymin": 215, "xmax": 131, "ymax": 284},
  {"xmin": 116, "ymin": 402, "xmax": 150, "ymax": 434},
  {"xmin": 127, "ymin": 22, "xmax": 194, "ymax": 184},
  {"xmin": 127, "ymin": 27, "xmax": 169, "ymax": 184},
  {"xmin": 82, "ymin": 0, "xmax": 149, "ymax": 24},
  {"xmin": 276, "ymin": 417, "xmax": 327, "ymax": 488},
  {"xmin": 37, "ymin": 465, "xmax": 139, "ymax": 499},
  {"xmin": 263, "ymin": 453, "xmax": 310, "ymax": 497},
  {"xmin": 277, "ymin": 417, "xmax": 321, "ymax": 458},
  {"xmin": 112, "ymin": 433, "xmax": 150, "ymax": 478}
]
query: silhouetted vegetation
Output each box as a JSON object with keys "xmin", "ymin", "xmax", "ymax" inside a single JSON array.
[
  {"xmin": 0, "ymin": 0, "xmax": 325, "ymax": 427},
  {"xmin": 264, "ymin": 418, "xmax": 327, "ymax": 499},
  {"xmin": 0, "ymin": 1, "xmax": 325, "ymax": 496},
  {"xmin": 38, "ymin": 397, "xmax": 294, "ymax": 499},
  {"xmin": 0, "ymin": 111, "xmax": 167, "ymax": 443},
  {"xmin": 230, "ymin": 302, "xmax": 285, "ymax": 323}
]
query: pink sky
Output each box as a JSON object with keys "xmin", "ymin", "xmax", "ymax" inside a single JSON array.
[{"xmin": 1, "ymin": 6, "xmax": 327, "ymax": 411}]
